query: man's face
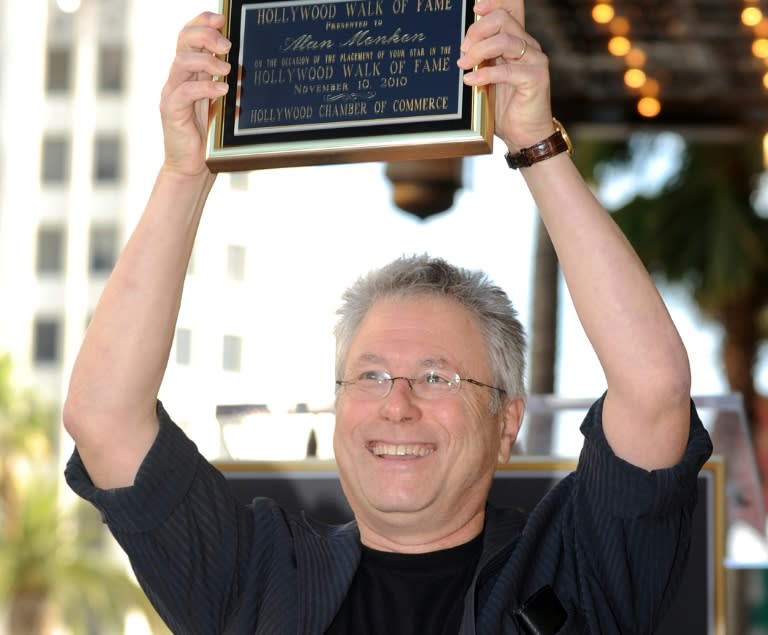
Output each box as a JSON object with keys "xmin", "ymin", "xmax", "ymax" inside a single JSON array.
[{"xmin": 333, "ymin": 295, "xmax": 521, "ymax": 550}]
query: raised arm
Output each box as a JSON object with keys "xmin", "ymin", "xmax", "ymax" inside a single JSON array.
[
  {"xmin": 63, "ymin": 13, "xmax": 232, "ymax": 488},
  {"xmin": 459, "ymin": 0, "xmax": 690, "ymax": 470}
]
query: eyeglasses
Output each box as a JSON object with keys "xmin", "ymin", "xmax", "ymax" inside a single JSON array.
[{"xmin": 335, "ymin": 369, "xmax": 506, "ymax": 401}]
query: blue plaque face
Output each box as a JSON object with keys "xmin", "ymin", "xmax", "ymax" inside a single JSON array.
[{"xmin": 207, "ymin": 0, "xmax": 494, "ymax": 171}]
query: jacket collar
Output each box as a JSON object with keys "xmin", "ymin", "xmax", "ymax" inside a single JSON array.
[{"xmin": 295, "ymin": 517, "xmax": 361, "ymax": 634}]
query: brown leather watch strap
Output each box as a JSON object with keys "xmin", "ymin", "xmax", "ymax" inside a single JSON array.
[{"xmin": 505, "ymin": 119, "xmax": 573, "ymax": 170}]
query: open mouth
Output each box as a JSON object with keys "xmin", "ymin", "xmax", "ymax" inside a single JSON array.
[{"xmin": 367, "ymin": 442, "xmax": 436, "ymax": 458}]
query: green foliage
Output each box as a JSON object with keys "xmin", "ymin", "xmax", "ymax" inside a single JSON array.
[
  {"xmin": 0, "ymin": 355, "xmax": 55, "ymax": 462},
  {"xmin": 0, "ymin": 354, "xmax": 169, "ymax": 634},
  {"xmin": 614, "ymin": 142, "xmax": 768, "ymax": 315},
  {"xmin": 578, "ymin": 135, "xmax": 768, "ymax": 319}
]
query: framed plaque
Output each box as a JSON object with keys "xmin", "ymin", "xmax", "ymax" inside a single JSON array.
[{"xmin": 206, "ymin": 0, "xmax": 494, "ymax": 171}]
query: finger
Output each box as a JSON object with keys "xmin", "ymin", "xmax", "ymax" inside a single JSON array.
[
  {"xmin": 164, "ymin": 78, "xmax": 229, "ymax": 109},
  {"xmin": 177, "ymin": 13, "xmax": 231, "ymax": 56},
  {"xmin": 460, "ymin": 8, "xmax": 524, "ymax": 55},
  {"xmin": 461, "ymin": 58, "xmax": 537, "ymax": 88},
  {"xmin": 181, "ymin": 11, "xmax": 227, "ymax": 37},
  {"xmin": 160, "ymin": 78, "xmax": 229, "ymax": 124},
  {"xmin": 473, "ymin": 0, "xmax": 524, "ymax": 28},
  {"xmin": 459, "ymin": 30, "xmax": 539, "ymax": 71},
  {"xmin": 184, "ymin": 10, "xmax": 226, "ymax": 28},
  {"xmin": 167, "ymin": 50, "xmax": 231, "ymax": 85}
]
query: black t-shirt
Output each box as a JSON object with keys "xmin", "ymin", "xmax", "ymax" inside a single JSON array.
[{"xmin": 326, "ymin": 533, "xmax": 483, "ymax": 635}]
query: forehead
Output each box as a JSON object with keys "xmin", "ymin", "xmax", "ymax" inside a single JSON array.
[{"xmin": 346, "ymin": 294, "xmax": 489, "ymax": 370}]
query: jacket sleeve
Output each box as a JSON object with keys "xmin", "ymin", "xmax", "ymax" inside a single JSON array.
[
  {"xmin": 65, "ymin": 402, "xmax": 254, "ymax": 634},
  {"xmin": 572, "ymin": 395, "xmax": 713, "ymax": 632}
]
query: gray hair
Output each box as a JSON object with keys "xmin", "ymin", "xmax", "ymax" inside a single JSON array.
[{"xmin": 334, "ymin": 254, "xmax": 527, "ymax": 410}]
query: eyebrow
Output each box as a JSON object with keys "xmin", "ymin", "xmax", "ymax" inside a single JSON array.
[{"xmin": 349, "ymin": 353, "xmax": 453, "ymax": 369}]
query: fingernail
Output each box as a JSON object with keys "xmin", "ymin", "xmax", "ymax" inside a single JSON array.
[
  {"xmin": 214, "ymin": 82, "xmax": 229, "ymax": 94},
  {"xmin": 218, "ymin": 37, "xmax": 231, "ymax": 52}
]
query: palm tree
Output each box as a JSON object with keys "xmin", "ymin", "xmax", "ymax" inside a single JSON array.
[
  {"xmin": 579, "ymin": 135, "xmax": 768, "ymax": 422},
  {"xmin": 1, "ymin": 479, "xmax": 169, "ymax": 634},
  {"xmin": 0, "ymin": 355, "xmax": 169, "ymax": 634}
]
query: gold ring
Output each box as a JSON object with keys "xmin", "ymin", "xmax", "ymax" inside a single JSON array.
[{"xmin": 513, "ymin": 38, "xmax": 528, "ymax": 61}]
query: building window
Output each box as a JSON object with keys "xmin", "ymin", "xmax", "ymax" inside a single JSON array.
[
  {"xmin": 34, "ymin": 318, "xmax": 61, "ymax": 364},
  {"xmin": 93, "ymin": 136, "xmax": 122, "ymax": 183},
  {"xmin": 97, "ymin": 0, "xmax": 127, "ymax": 38},
  {"xmin": 175, "ymin": 328, "xmax": 192, "ymax": 365},
  {"xmin": 222, "ymin": 335, "xmax": 242, "ymax": 372},
  {"xmin": 230, "ymin": 172, "xmax": 250, "ymax": 190},
  {"xmin": 45, "ymin": 46, "xmax": 72, "ymax": 93},
  {"xmin": 97, "ymin": 46, "xmax": 124, "ymax": 93},
  {"xmin": 41, "ymin": 136, "xmax": 70, "ymax": 185},
  {"xmin": 36, "ymin": 227, "xmax": 65, "ymax": 274},
  {"xmin": 89, "ymin": 225, "xmax": 118, "ymax": 274},
  {"xmin": 227, "ymin": 245, "xmax": 246, "ymax": 281}
]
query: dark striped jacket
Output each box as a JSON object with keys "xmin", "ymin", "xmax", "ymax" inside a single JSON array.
[{"xmin": 66, "ymin": 397, "xmax": 712, "ymax": 634}]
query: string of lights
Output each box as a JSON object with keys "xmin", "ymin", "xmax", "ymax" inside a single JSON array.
[
  {"xmin": 591, "ymin": 0, "xmax": 768, "ymax": 134},
  {"xmin": 591, "ymin": 1, "xmax": 661, "ymax": 119},
  {"xmin": 739, "ymin": 1, "xmax": 768, "ymax": 166}
]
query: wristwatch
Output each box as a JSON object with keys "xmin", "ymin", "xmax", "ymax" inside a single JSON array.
[{"xmin": 505, "ymin": 118, "xmax": 574, "ymax": 169}]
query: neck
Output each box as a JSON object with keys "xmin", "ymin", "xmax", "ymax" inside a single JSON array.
[{"xmin": 356, "ymin": 506, "xmax": 486, "ymax": 554}]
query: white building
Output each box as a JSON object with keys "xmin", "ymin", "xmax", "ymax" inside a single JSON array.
[{"xmin": 0, "ymin": 0, "xmax": 357, "ymax": 462}]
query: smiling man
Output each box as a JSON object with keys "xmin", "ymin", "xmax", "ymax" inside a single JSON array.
[
  {"xmin": 333, "ymin": 281, "xmax": 525, "ymax": 553},
  {"xmin": 62, "ymin": 2, "xmax": 711, "ymax": 633}
]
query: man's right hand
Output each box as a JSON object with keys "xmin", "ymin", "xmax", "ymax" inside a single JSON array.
[{"xmin": 160, "ymin": 12, "xmax": 231, "ymax": 178}]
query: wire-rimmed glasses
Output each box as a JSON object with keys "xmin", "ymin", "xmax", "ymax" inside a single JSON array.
[{"xmin": 336, "ymin": 369, "xmax": 506, "ymax": 401}]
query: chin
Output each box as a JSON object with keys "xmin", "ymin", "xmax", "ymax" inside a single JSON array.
[{"xmin": 367, "ymin": 492, "xmax": 434, "ymax": 516}]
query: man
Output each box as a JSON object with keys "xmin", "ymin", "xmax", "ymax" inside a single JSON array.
[{"xmin": 63, "ymin": 2, "xmax": 712, "ymax": 633}]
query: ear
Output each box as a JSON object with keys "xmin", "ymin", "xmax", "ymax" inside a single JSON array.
[{"xmin": 497, "ymin": 397, "xmax": 525, "ymax": 463}]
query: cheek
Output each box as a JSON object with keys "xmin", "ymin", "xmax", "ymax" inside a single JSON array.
[
  {"xmin": 333, "ymin": 397, "xmax": 365, "ymax": 443},
  {"xmin": 455, "ymin": 399, "xmax": 499, "ymax": 453}
]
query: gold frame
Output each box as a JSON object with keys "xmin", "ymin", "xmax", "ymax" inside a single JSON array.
[{"xmin": 205, "ymin": 0, "xmax": 494, "ymax": 171}]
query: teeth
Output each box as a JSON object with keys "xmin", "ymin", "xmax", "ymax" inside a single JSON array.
[{"xmin": 370, "ymin": 443, "xmax": 434, "ymax": 457}]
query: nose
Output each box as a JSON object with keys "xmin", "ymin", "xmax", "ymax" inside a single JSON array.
[{"xmin": 380, "ymin": 377, "xmax": 420, "ymax": 423}]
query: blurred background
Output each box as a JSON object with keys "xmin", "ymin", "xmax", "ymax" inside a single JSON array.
[{"xmin": 3, "ymin": 0, "xmax": 768, "ymax": 632}]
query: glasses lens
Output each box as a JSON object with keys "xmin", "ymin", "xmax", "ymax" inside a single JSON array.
[
  {"xmin": 412, "ymin": 370, "xmax": 460, "ymax": 399},
  {"xmin": 348, "ymin": 370, "xmax": 392, "ymax": 400}
]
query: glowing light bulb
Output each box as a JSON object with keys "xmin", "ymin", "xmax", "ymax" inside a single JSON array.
[
  {"xmin": 592, "ymin": 3, "xmax": 615, "ymax": 24},
  {"xmin": 742, "ymin": 7, "xmax": 763, "ymax": 27},
  {"xmin": 763, "ymin": 132, "xmax": 768, "ymax": 169},
  {"xmin": 624, "ymin": 68, "xmax": 647, "ymax": 89},
  {"xmin": 608, "ymin": 36, "xmax": 632, "ymax": 57},
  {"xmin": 609, "ymin": 17, "xmax": 631, "ymax": 36},
  {"xmin": 637, "ymin": 97, "xmax": 661, "ymax": 118},
  {"xmin": 753, "ymin": 38, "xmax": 768, "ymax": 58},
  {"xmin": 641, "ymin": 78, "xmax": 661, "ymax": 98},
  {"xmin": 755, "ymin": 18, "xmax": 768, "ymax": 37},
  {"xmin": 625, "ymin": 48, "xmax": 647, "ymax": 68}
]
